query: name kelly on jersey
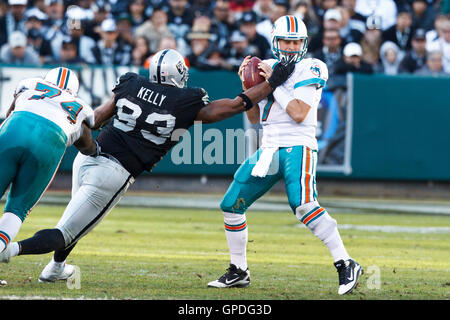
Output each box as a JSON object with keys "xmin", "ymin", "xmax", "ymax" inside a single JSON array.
[{"xmin": 137, "ymin": 86, "xmax": 167, "ymax": 107}]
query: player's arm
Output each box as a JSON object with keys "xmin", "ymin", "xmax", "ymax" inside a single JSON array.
[
  {"xmin": 6, "ymin": 95, "xmax": 18, "ymax": 118},
  {"xmin": 91, "ymin": 94, "xmax": 116, "ymax": 130},
  {"xmin": 273, "ymin": 85, "xmax": 312, "ymax": 123},
  {"xmin": 73, "ymin": 123, "xmax": 100, "ymax": 156},
  {"xmin": 195, "ymin": 80, "xmax": 273, "ymax": 124},
  {"xmin": 196, "ymin": 57, "xmax": 296, "ymax": 124}
]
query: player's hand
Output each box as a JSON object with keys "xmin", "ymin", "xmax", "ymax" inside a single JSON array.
[
  {"xmin": 267, "ymin": 55, "xmax": 296, "ymax": 89},
  {"xmin": 238, "ymin": 56, "xmax": 252, "ymax": 89},
  {"xmin": 258, "ymin": 62, "xmax": 273, "ymax": 80}
]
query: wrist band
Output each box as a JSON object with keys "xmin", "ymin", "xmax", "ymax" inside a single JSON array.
[{"xmin": 238, "ymin": 93, "xmax": 254, "ymax": 111}]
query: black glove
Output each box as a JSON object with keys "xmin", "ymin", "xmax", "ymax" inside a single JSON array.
[
  {"xmin": 89, "ymin": 140, "xmax": 101, "ymax": 157},
  {"xmin": 267, "ymin": 56, "xmax": 296, "ymax": 89}
]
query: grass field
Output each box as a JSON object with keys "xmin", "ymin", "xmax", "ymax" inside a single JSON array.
[{"xmin": 0, "ymin": 199, "xmax": 449, "ymax": 300}]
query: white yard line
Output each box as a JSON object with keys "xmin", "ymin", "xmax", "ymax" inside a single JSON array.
[{"xmin": 296, "ymin": 223, "xmax": 450, "ymax": 234}]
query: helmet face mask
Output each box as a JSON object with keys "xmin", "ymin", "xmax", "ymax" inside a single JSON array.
[
  {"xmin": 149, "ymin": 49, "xmax": 189, "ymax": 88},
  {"xmin": 44, "ymin": 67, "xmax": 80, "ymax": 96},
  {"xmin": 271, "ymin": 15, "xmax": 309, "ymax": 63}
]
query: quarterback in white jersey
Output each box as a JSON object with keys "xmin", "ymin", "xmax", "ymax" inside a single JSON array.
[
  {"xmin": 208, "ymin": 15, "xmax": 362, "ymax": 295},
  {"xmin": 0, "ymin": 67, "xmax": 98, "ymax": 268}
]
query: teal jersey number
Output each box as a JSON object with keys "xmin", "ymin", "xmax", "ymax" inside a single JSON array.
[
  {"xmin": 29, "ymin": 82, "xmax": 83, "ymax": 124},
  {"xmin": 29, "ymin": 82, "xmax": 61, "ymax": 100},
  {"xmin": 60, "ymin": 101, "xmax": 83, "ymax": 124}
]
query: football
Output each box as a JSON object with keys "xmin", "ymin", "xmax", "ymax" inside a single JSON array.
[{"xmin": 242, "ymin": 56, "xmax": 265, "ymax": 89}]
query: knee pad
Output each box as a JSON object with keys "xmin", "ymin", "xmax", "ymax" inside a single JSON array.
[{"xmin": 295, "ymin": 201, "xmax": 337, "ymax": 241}]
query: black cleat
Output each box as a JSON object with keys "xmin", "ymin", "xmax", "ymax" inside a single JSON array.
[
  {"xmin": 207, "ymin": 264, "xmax": 250, "ymax": 288},
  {"xmin": 334, "ymin": 259, "xmax": 363, "ymax": 295}
]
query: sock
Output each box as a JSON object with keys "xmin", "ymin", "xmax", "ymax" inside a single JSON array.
[
  {"xmin": 223, "ymin": 212, "xmax": 248, "ymax": 271},
  {"xmin": 9, "ymin": 242, "xmax": 20, "ymax": 257},
  {"xmin": 298, "ymin": 205, "xmax": 351, "ymax": 262},
  {"xmin": 0, "ymin": 212, "xmax": 22, "ymax": 252},
  {"xmin": 322, "ymin": 228, "xmax": 351, "ymax": 262},
  {"xmin": 18, "ymin": 228, "xmax": 66, "ymax": 255}
]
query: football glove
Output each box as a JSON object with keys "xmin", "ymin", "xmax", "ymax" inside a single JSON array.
[{"xmin": 267, "ymin": 55, "xmax": 296, "ymax": 89}]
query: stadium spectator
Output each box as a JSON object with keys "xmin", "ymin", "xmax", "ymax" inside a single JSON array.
[
  {"xmin": 226, "ymin": 29, "xmax": 256, "ymax": 71},
  {"xmin": 335, "ymin": 42, "xmax": 373, "ymax": 74},
  {"xmin": 312, "ymin": 28, "xmax": 343, "ymax": 76},
  {"xmin": 361, "ymin": 15, "xmax": 383, "ymax": 70},
  {"xmin": 252, "ymin": 0, "xmax": 273, "ymax": 22},
  {"xmin": 414, "ymin": 50, "xmax": 448, "ymax": 75},
  {"xmin": 50, "ymin": 18, "xmax": 97, "ymax": 64},
  {"xmin": 340, "ymin": 0, "xmax": 366, "ymax": 41},
  {"xmin": 42, "ymin": 0, "xmax": 64, "ymax": 40},
  {"xmin": 355, "ymin": 0, "xmax": 397, "ymax": 31},
  {"xmin": 426, "ymin": 19, "xmax": 450, "ymax": 73},
  {"xmin": 128, "ymin": 0, "xmax": 147, "ymax": 30},
  {"xmin": 426, "ymin": 14, "xmax": 448, "ymax": 43},
  {"xmin": 158, "ymin": 36, "xmax": 178, "ymax": 51},
  {"xmin": 166, "ymin": 0, "xmax": 196, "ymax": 55},
  {"xmin": 131, "ymin": 36, "xmax": 151, "ymax": 66},
  {"xmin": 86, "ymin": 1, "xmax": 112, "ymax": 42},
  {"xmin": 336, "ymin": 5, "xmax": 364, "ymax": 45},
  {"xmin": 238, "ymin": 10, "xmax": 271, "ymax": 59},
  {"xmin": 382, "ymin": 6, "xmax": 414, "ymax": 53},
  {"xmin": 379, "ymin": 41, "xmax": 403, "ymax": 75},
  {"xmin": 293, "ymin": 0, "xmax": 321, "ymax": 40},
  {"xmin": 27, "ymin": 26, "xmax": 54, "ymax": 64},
  {"xmin": 58, "ymin": 38, "xmax": 85, "ymax": 64},
  {"xmin": 185, "ymin": 27, "xmax": 217, "ymax": 69},
  {"xmin": 0, "ymin": 0, "xmax": 28, "ymax": 47},
  {"xmin": 410, "ymin": 0, "xmax": 437, "ymax": 31},
  {"xmin": 0, "ymin": 30, "xmax": 41, "ymax": 65},
  {"xmin": 308, "ymin": 8, "xmax": 342, "ymax": 53},
  {"xmin": 191, "ymin": 0, "xmax": 215, "ymax": 16},
  {"xmin": 229, "ymin": 0, "xmax": 255, "ymax": 13},
  {"xmin": 116, "ymin": 13, "xmax": 135, "ymax": 46},
  {"xmin": 91, "ymin": 18, "xmax": 132, "ymax": 65},
  {"xmin": 398, "ymin": 28, "xmax": 428, "ymax": 73},
  {"xmin": 256, "ymin": 0, "xmax": 289, "ymax": 45},
  {"xmin": 312, "ymin": 0, "xmax": 338, "ymax": 21},
  {"xmin": 210, "ymin": 0, "xmax": 236, "ymax": 51},
  {"xmin": 134, "ymin": 7, "xmax": 174, "ymax": 55}
]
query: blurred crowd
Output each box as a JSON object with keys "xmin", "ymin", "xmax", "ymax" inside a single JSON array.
[{"xmin": 0, "ymin": 0, "xmax": 449, "ymax": 79}]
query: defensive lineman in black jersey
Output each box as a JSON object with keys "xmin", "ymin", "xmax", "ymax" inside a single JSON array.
[{"xmin": 0, "ymin": 49, "xmax": 296, "ymax": 282}]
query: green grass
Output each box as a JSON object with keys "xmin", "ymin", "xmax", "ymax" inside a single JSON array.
[{"xmin": 0, "ymin": 203, "xmax": 449, "ymax": 300}]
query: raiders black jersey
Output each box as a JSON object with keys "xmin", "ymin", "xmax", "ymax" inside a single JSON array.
[{"xmin": 97, "ymin": 72, "xmax": 209, "ymax": 177}]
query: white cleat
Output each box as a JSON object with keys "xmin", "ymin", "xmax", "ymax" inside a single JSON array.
[
  {"xmin": 0, "ymin": 245, "xmax": 11, "ymax": 263},
  {"xmin": 334, "ymin": 259, "xmax": 363, "ymax": 295},
  {"xmin": 38, "ymin": 260, "xmax": 75, "ymax": 283}
]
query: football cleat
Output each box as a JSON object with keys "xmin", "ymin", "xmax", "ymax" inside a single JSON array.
[
  {"xmin": 334, "ymin": 259, "xmax": 363, "ymax": 295},
  {"xmin": 207, "ymin": 264, "xmax": 250, "ymax": 288},
  {"xmin": 38, "ymin": 260, "xmax": 75, "ymax": 283},
  {"xmin": 0, "ymin": 245, "xmax": 11, "ymax": 263}
]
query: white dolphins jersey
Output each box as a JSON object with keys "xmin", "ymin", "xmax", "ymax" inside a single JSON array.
[
  {"xmin": 13, "ymin": 77, "xmax": 95, "ymax": 146},
  {"xmin": 258, "ymin": 58, "xmax": 328, "ymax": 150}
]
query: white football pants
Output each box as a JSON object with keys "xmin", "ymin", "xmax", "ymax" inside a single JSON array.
[{"xmin": 56, "ymin": 153, "xmax": 135, "ymax": 247}]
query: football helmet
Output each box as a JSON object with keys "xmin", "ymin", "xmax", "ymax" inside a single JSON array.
[
  {"xmin": 271, "ymin": 15, "xmax": 308, "ymax": 63},
  {"xmin": 149, "ymin": 49, "xmax": 189, "ymax": 88},
  {"xmin": 44, "ymin": 67, "xmax": 80, "ymax": 96}
]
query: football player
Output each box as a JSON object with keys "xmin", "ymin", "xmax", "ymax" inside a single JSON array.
[
  {"xmin": 0, "ymin": 49, "xmax": 295, "ymax": 282},
  {"xmin": 207, "ymin": 16, "xmax": 363, "ymax": 295},
  {"xmin": 0, "ymin": 67, "xmax": 98, "ymax": 269}
]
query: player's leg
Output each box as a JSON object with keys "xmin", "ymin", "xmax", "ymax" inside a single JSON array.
[
  {"xmin": 0, "ymin": 115, "xmax": 66, "ymax": 254},
  {"xmin": 283, "ymin": 146, "xmax": 362, "ymax": 295},
  {"xmin": 39, "ymin": 154, "xmax": 134, "ymax": 282},
  {"xmin": 208, "ymin": 149, "xmax": 282, "ymax": 288}
]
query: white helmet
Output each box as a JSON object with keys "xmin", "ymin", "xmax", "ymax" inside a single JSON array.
[
  {"xmin": 149, "ymin": 49, "xmax": 189, "ymax": 88},
  {"xmin": 44, "ymin": 67, "xmax": 80, "ymax": 96},
  {"xmin": 271, "ymin": 15, "xmax": 308, "ymax": 63}
]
